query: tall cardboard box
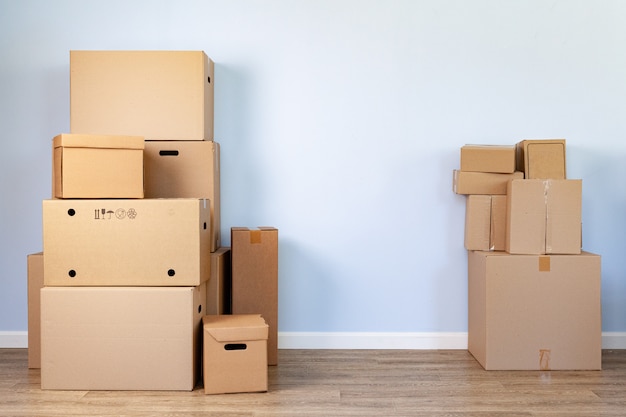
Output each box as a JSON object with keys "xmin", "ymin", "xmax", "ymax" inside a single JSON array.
[
  {"xmin": 231, "ymin": 227, "xmax": 278, "ymax": 365},
  {"xmin": 506, "ymin": 179, "xmax": 582, "ymax": 255},
  {"xmin": 41, "ymin": 284, "xmax": 206, "ymax": 390},
  {"xmin": 464, "ymin": 195, "xmax": 506, "ymax": 251},
  {"xmin": 70, "ymin": 50, "xmax": 214, "ymax": 141},
  {"xmin": 202, "ymin": 314, "xmax": 268, "ymax": 394},
  {"xmin": 468, "ymin": 251, "xmax": 601, "ymax": 370},
  {"xmin": 27, "ymin": 252, "xmax": 44, "ymax": 369},
  {"xmin": 460, "ymin": 145, "xmax": 516, "ymax": 173},
  {"xmin": 516, "ymin": 139, "xmax": 566, "ymax": 179},
  {"xmin": 52, "ymin": 133, "xmax": 144, "ymax": 199},
  {"xmin": 207, "ymin": 247, "xmax": 231, "ymax": 315},
  {"xmin": 43, "ymin": 198, "xmax": 210, "ymax": 286},
  {"xmin": 453, "ymin": 170, "xmax": 523, "ymax": 195},
  {"xmin": 144, "ymin": 140, "xmax": 221, "ymax": 251}
]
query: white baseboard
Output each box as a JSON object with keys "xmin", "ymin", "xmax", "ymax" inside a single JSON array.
[{"xmin": 3, "ymin": 331, "xmax": 626, "ymax": 350}]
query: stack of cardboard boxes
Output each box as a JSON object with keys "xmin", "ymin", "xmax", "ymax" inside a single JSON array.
[
  {"xmin": 453, "ymin": 140, "xmax": 602, "ymax": 371},
  {"xmin": 27, "ymin": 50, "xmax": 277, "ymax": 394}
]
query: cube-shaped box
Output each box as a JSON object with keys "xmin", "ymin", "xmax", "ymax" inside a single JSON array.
[
  {"xmin": 41, "ymin": 284, "xmax": 206, "ymax": 390},
  {"xmin": 460, "ymin": 145, "xmax": 516, "ymax": 173},
  {"xmin": 43, "ymin": 198, "xmax": 210, "ymax": 286},
  {"xmin": 144, "ymin": 140, "xmax": 221, "ymax": 251},
  {"xmin": 506, "ymin": 179, "xmax": 582, "ymax": 255},
  {"xmin": 206, "ymin": 247, "xmax": 231, "ymax": 315},
  {"xmin": 27, "ymin": 252, "xmax": 44, "ymax": 369},
  {"xmin": 453, "ymin": 170, "xmax": 523, "ymax": 195},
  {"xmin": 468, "ymin": 250, "xmax": 601, "ymax": 370},
  {"xmin": 465, "ymin": 195, "xmax": 506, "ymax": 251},
  {"xmin": 70, "ymin": 50, "xmax": 214, "ymax": 141},
  {"xmin": 202, "ymin": 314, "xmax": 268, "ymax": 394},
  {"xmin": 231, "ymin": 227, "xmax": 278, "ymax": 366},
  {"xmin": 516, "ymin": 139, "xmax": 566, "ymax": 179},
  {"xmin": 52, "ymin": 133, "xmax": 144, "ymax": 199}
]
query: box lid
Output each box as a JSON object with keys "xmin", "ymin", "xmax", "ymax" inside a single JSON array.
[
  {"xmin": 203, "ymin": 314, "xmax": 268, "ymax": 342},
  {"xmin": 53, "ymin": 133, "xmax": 144, "ymax": 150}
]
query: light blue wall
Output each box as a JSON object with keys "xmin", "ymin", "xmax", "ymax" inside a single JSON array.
[{"xmin": 1, "ymin": 0, "xmax": 625, "ymax": 335}]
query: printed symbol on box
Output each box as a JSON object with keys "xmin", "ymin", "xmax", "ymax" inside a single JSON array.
[
  {"xmin": 127, "ymin": 208, "xmax": 137, "ymax": 219},
  {"xmin": 115, "ymin": 209, "xmax": 126, "ymax": 219}
]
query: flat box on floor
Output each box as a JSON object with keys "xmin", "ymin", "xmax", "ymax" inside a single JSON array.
[
  {"xmin": 202, "ymin": 314, "xmax": 268, "ymax": 394},
  {"xmin": 231, "ymin": 227, "xmax": 278, "ymax": 366},
  {"xmin": 206, "ymin": 247, "xmax": 231, "ymax": 315},
  {"xmin": 468, "ymin": 251, "xmax": 601, "ymax": 370},
  {"xmin": 453, "ymin": 170, "xmax": 523, "ymax": 195},
  {"xmin": 144, "ymin": 140, "xmax": 221, "ymax": 252},
  {"xmin": 465, "ymin": 195, "xmax": 506, "ymax": 251},
  {"xmin": 460, "ymin": 145, "xmax": 516, "ymax": 173},
  {"xmin": 516, "ymin": 139, "xmax": 566, "ymax": 179},
  {"xmin": 43, "ymin": 198, "xmax": 210, "ymax": 286},
  {"xmin": 70, "ymin": 50, "xmax": 214, "ymax": 141},
  {"xmin": 506, "ymin": 179, "xmax": 581, "ymax": 255},
  {"xmin": 27, "ymin": 252, "xmax": 43, "ymax": 369},
  {"xmin": 52, "ymin": 133, "xmax": 144, "ymax": 199},
  {"xmin": 41, "ymin": 284, "xmax": 206, "ymax": 390}
]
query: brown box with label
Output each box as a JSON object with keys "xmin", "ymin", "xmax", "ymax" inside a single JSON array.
[
  {"xmin": 460, "ymin": 145, "xmax": 516, "ymax": 173},
  {"xmin": 516, "ymin": 139, "xmax": 566, "ymax": 179},
  {"xmin": 453, "ymin": 170, "xmax": 523, "ymax": 195},
  {"xmin": 27, "ymin": 252, "xmax": 44, "ymax": 369},
  {"xmin": 52, "ymin": 133, "xmax": 144, "ymax": 199},
  {"xmin": 202, "ymin": 314, "xmax": 268, "ymax": 394},
  {"xmin": 207, "ymin": 247, "xmax": 231, "ymax": 315},
  {"xmin": 43, "ymin": 198, "xmax": 210, "ymax": 286},
  {"xmin": 70, "ymin": 50, "xmax": 214, "ymax": 141},
  {"xmin": 41, "ymin": 284, "xmax": 206, "ymax": 390},
  {"xmin": 231, "ymin": 227, "xmax": 278, "ymax": 365},
  {"xmin": 465, "ymin": 195, "xmax": 506, "ymax": 251},
  {"xmin": 468, "ymin": 250, "xmax": 601, "ymax": 370}
]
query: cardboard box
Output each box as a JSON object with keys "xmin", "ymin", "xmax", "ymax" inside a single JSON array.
[
  {"xmin": 52, "ymin": 133, "xmax": 144, "ymax": 199},
  {"xmin": 41, "ymin": 284, "xmax": 206, "ymax": 390},
  {"xmin": 464, "ymin": 195, "xmax": 506, "ymax": 251},
  {"xmin": 144, "ymin": 140, "xmax": 220, "ymax": 251},
  {"xmin": 468, "ymin": 250, "xmax": 601, "ymax": 370},
  {"xmin": 207, "ymin": 247, "xmax": 231, "ymax": 315},
  {"xmin": 70, "ymin": 50, "xmax": 214, "ymax": 141},
  {"xmin": 516, "ymin": 139, "xmax": 566, "ymax": 179},
  {"xmin": 43, "ymin": 198, "xmax": 210, "ymax": 286},
  {"xmin": 506, "ymin": 179, "xmax": 582, "ymax": 255},
  {"xmin": 231, "ymin": 227, "xmax": 278, "ymax": 365},
  {"xmin": 460, "ymin": 145, "xmax": 516, "ymax": 173},
  {"xmin": 453, "ymin": 170, "xmax": 523, "ymax": 195},
  {"xmin": 27, "ymin": 252, "xmax": 44, "ymax": 369},
  {"xmin": 202, "ymin": 314, "xmax": 268, "ymax": 394}
]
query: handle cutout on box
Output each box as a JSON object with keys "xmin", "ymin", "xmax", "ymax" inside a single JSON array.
[
  {"xmin": 224, "ymin": 343, "xmax": 247, "ymax": 351},
  {"xmin": 159, "ymin": 150, "xmax": 179, "ymax": 156}
]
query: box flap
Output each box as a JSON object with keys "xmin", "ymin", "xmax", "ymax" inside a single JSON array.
[
  {"xmin": 203, "ymin": 314, "xmax": 268, "ymax": 342},
  {"xmin": 53, "ymin": 133, "xmax": 145, "ymax": 150}
]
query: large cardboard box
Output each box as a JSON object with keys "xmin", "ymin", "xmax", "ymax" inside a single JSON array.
[
  {"xmin": 41, "ymin": 284, "xmax": 206, "ymax": 390},
  {"xmin": 27, "ymin": 252, "xmax": 44, "ymax": 369},
  {"xmin": 516, "ymin": 139, "xmax": 566, "ymax": 179},
  {"xmin": 43, "ymin": 198, "xmax": 210, "ymax": 286},
  {"xmin": 52, "ymin": 133, "xmax": 144, "ymax": 199},
  {"xmin": 453, "ymin": 170, "xmax": 523, "ymax": 195},
  {"xmin": 460, "ymin": 145, "xmax": 516, "ymax": 173},
  {"xmin": 202, "ymin": 314, "xmax": 268, "ymax": 394},
  {"xmin": 70, "ymin": 50, "xmax": 214, "ymax": 141},
  {"xmin": 465, "ymin": 195, "xmax": 506, "ymax": 251},
  {"xmin": 207, "ymin": 247, "xmax": 231, "ymax": 315},
  {"xmin": 231, "ymin": 227, "xmax": 278, "ymax": 365},
  {"xmin": 506, "ymin": 179, "xmax": 582, "ymax": 255},
  {"xmin": 468, "ymin": 250, "xmax": 601, "ymax": 370},
  {"xmin": 144, "ymin": 140, "xmax": 220, "ymax": 252}
]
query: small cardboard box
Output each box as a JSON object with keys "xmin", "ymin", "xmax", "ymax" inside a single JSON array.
[
  {"xmin": 41, "ymin": 284, "xmax": 206, "ymax": 390},
  {"xmin": 52, "ymin": 133, "xmax": 144, "ymax": 199},
  {"xmin": 506, "ymin": 179, "xmax": 582, "ymax": 255},
  {"xmin": 231, "ymin": 227, "xmax": 278, "ymax": 366},
  {"xmin": 516, "ymin": 139, "xmax": 566, "ymax": 179},
  {"xmin": 43, "ymin": 198, "xmax": 210, "ymax": 286},
  {"xmin": 70, "ymin": 50, "xmax": 214, "ymax": 141},
  {"xmin": 202, "ymin": 314, "xmax": 268, "ymax": 394},
  {"xmin": 27, "ymin": 252, "xmax": 44, "ymax": 369},
  {"xmin": 460, "ymin": 145, "xmax": 516, "ymax": 173},
  {"xmin": 464, "ymin": 195, "xmax": 506, "ymax": 251},
  {"xmin": 144, "ymin": 140, "xmax": 221, "ymax": 252},
  {"xmin": 207, "ymin": 247, "xmax": 231, "ymax": 315},
  {"xmin": 453, "ymin": 170, "xmax": 523, "ymax": 195},
  {"xmin": 468, "ymin": 250, "xmax": 601, "ymax": 370}
]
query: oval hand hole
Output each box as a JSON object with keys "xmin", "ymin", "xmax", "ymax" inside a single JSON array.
[
  {"xmin": 159, "ymin": 150, "xmax": 179, "ymax": 156},
  {"xmin": 224, "ymin": 343, "xmax": 247, "ymax": 351}
]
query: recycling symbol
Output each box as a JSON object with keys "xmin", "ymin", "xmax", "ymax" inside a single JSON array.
[{"xmin": 127, "ymin": 208, "xmax": 137, "ymax": 219}]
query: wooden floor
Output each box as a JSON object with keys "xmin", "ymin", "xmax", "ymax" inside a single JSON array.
[{"xmin": 1, "ymin": 349, "xmax": 626, "ymax": 416}]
